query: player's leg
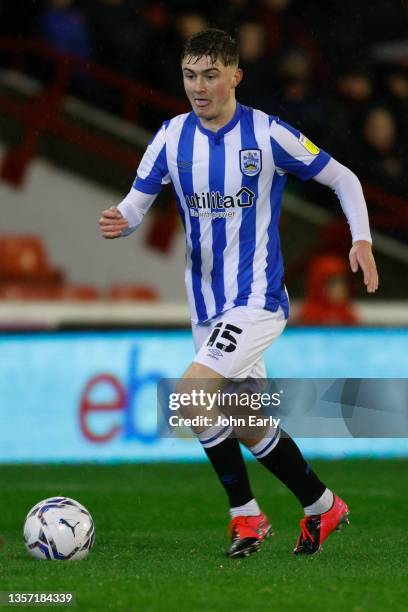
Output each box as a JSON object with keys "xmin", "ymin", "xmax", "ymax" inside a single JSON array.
[
  {"xmin": 177, "ymin": 357, "xmax": 270, "ymax": 558},
  {"xmin": 192, "ymin": 306, "xmax": 349, "ymax": 555},
  {"xmin": 178, "ymin": 361, "xmax": 255, "ymax": 512},
  {"xmin": 238, "ymin": 360, "xmax": 349, "ymax": 555},
  {"xmin": 243, "ymin": 428, "xmax": 349, "ymax": 554},
  {"xmin": 188, "ymin": 307, "xmax": 287, "ymax": 557}
]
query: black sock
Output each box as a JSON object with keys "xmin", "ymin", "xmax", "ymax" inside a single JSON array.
[
  {"xmin": 258, "ymin": 431, "xmax": 326, "ymax": 507},
  {"xmin": 203, "ymin": 436, "xmax": 254, "ymax": 508}
]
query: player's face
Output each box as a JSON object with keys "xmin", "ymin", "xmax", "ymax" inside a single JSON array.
[{"xmin": 182, "ymin": 55, "xmax": 242, "ymax": 126}]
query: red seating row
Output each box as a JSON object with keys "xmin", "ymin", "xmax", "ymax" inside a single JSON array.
[
  {"xmin": 0, "ymin": 235, "xmax": 158, "ymax": 301},
  {"xmin": 0, "ymin": 284, "xmax": 159, "ymax": 301}
]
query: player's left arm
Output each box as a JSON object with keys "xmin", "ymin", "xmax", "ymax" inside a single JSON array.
[
  {"xmin": 313, "ymin": 158, "xmax": 379, "ymax": 293},
  {"xmin": 269, "ymin": 119, "xmax": 378, "ymax": 293}
]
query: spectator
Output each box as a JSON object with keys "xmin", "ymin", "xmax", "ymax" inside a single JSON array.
[
  {"xmin": 39, "ymin": 0, "xmax": 93, "ymax": 99},
  {"xmin": 41, "ymin": 0, "xmax": 92, "ymax": 60},
  {"xmin": 298, "ymin": 255, "xmax": 359, "ymax": 326},
  {"xmin": 86, "ymin": 0, "xmax": 152, "ymax": 81},
  {"xmin": 354, "ymin": 106, "xmax": 408, "ymax": 196},
  {"xmin": 207, "ymin": 0, "xmax": 251, "ymax": 32},
  {"xmin": 330, "ymin": 64, "xmax": 376, "ymax": 160},
  {"xmin": 257, "ymin": 0, "xmax": 329, "ymax": 84},
  {"xmin": 152, "ymin": 11, "xmax": 208, "ymax": 99},
  {"xmin": 271, "ymin": 49, "xmax": 331, "ymax": 147},
  {"xmin": 237, "ymin": 21, "xmax": 275, "ymax": 108},
  {"xmin": 383, "ymin": 70, "xmax": 408, "ymax": 140},
  {"xmin": 256, "ymin": 0, "xmax": 294, "ymax": 56}
]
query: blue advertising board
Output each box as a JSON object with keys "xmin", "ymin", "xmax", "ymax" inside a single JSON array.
[{"xmin": 0, "ymin": 329, "xmax": 407, "ymax": 462}]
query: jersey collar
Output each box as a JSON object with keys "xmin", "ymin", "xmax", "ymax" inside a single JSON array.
[{"xmin": 195, "ymin": 103, "xmax": 242, "ymax": 140}]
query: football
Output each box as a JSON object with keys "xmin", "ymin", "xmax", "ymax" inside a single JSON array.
[{"xmin": 23, "ymin": 497, "xmax": 95, "ymax": 561}]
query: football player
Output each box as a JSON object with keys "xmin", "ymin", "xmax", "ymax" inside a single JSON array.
[{"xmin": 100, "ymin": 29, "xmax": 378, "ymax": 558}]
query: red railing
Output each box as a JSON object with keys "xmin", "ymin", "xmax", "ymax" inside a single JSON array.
[
  {"xmin": 0, "ymin": 37, "xmax": 406, "ymax": 236},
  {"xmin": 0, "ymin": 37, "xmax": 188, "ymax": 186}
]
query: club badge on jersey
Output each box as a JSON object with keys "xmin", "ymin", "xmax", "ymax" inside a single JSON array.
[{"xmin": 240, "ymin": 149, "xmax": 262, "ymax": 176}]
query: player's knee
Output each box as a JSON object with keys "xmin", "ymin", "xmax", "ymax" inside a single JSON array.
[
  {"xmin": 239, "ymin": 424, "xmax": 281, "ymax": 457},
  {"xmin": 174, "ymin": 362, "xmax": 226, "ymax": 418},
  {"xmin": 181, "ymin": 361, "xmax": 224, "ymax": 381},
  {"xmin": 238, "ymin": 435, "xmax": 263, "ymax": 448}
]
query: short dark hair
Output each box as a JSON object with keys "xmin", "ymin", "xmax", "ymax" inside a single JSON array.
[{"xmin": 181, "ymin": 28, "xmax": 239, "ymax": 66}]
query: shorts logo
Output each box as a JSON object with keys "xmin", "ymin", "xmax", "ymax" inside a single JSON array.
[
  {"xmin": 206, "ymin": 347, "xmax": 224, "ymax": 359},
  {"xmin": 240, "ymin": 149, "xmax": 262, "ymax": 176},
  {"xmin": 298, "ymin": 134, "xmax": 320, "ymax": 155}
]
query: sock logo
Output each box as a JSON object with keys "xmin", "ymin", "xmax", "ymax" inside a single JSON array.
[{"xmin": 221, "ymin": 473, "xmax": 238, "ymax": 485}]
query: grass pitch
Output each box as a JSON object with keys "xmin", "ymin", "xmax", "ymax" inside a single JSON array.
[{"xmin": 0, "ymin": 460, "xmax": 407, "ymax": 611}]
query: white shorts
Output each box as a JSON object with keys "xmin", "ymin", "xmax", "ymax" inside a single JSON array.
[{"xmin": 192, "ymin": 306, "xmax": 287, "ymax": 379}]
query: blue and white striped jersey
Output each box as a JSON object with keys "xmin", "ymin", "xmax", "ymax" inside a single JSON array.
[{"xmin": 133, "ymin": 103, "xmax": 330, "ymax": 324}]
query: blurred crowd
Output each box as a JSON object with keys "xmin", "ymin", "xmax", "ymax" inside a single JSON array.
[{"xmin": 1, "ymin": 0, "xmax": 408, "ymax": 200}]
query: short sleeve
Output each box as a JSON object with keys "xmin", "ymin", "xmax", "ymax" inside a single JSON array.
[
  {"xmin": 133, "ymin": 122, "xmax": 171, "ymax": 194},
  {"xmin": 269, "ymin": 118, "xmax": 331, "ymax": 181}
]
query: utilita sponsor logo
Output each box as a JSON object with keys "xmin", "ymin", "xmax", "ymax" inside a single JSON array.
[
  {"xmin": 185, "ymin": 187, "xmax": 255, "ymax": 209},
  {"xmin": 79, "ymin": 347, "xmax": 167, "ymax": 444}
]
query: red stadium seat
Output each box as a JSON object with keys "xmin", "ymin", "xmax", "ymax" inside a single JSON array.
[
  {"xmin": 108, "ymin": 284, "xmax": 159, "ymax": 301},
  {"xmin": 58, "ymin": 285, "xmax": 102, "ymax": 301},
  {"xmin": 0, "ymin": 235, "xmax": 63, "ymax": 285}
]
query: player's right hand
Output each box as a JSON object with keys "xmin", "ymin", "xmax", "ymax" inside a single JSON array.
[{"xmin": 99, "ymin": 206, "xmax": 130, "ymax": 239}]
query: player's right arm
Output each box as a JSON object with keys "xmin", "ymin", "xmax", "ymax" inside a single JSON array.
[
  {"xmin": 99, "ymin": 191, "xmax": 157, "ymax": 239},
  {"xmin": 99, "ymin": 121, "xmax": 171, "ymax": 239}
]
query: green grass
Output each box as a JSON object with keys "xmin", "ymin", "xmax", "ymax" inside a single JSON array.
[{"xmin": 0, "ymin": 460, "xmax": 407, "ymax": 611}]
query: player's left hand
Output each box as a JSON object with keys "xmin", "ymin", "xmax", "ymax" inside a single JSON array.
[{"xmin": 349, "ymin": 240, "xmax": 379, "ymax": 293}]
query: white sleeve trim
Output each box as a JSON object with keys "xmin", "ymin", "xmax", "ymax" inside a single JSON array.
[
  {"xmin": 117, "ymin": 189, "xmax": 157, "ymax": 235},
  {"xmin": 138, "ymin": 123, "xmax": 169, "ymax": 181},
  {"xmin": 313, "ymin": 157, "xmax": 372, "ymax": 244}
]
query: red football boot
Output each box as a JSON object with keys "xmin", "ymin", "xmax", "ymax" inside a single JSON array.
[
  {"xmin": 228, "ymin": 512, "xmax": 273, "ymax": 558},
  {"xmin": 293, "ymin": 494, "xmax": 350, "ymax": 555}
]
